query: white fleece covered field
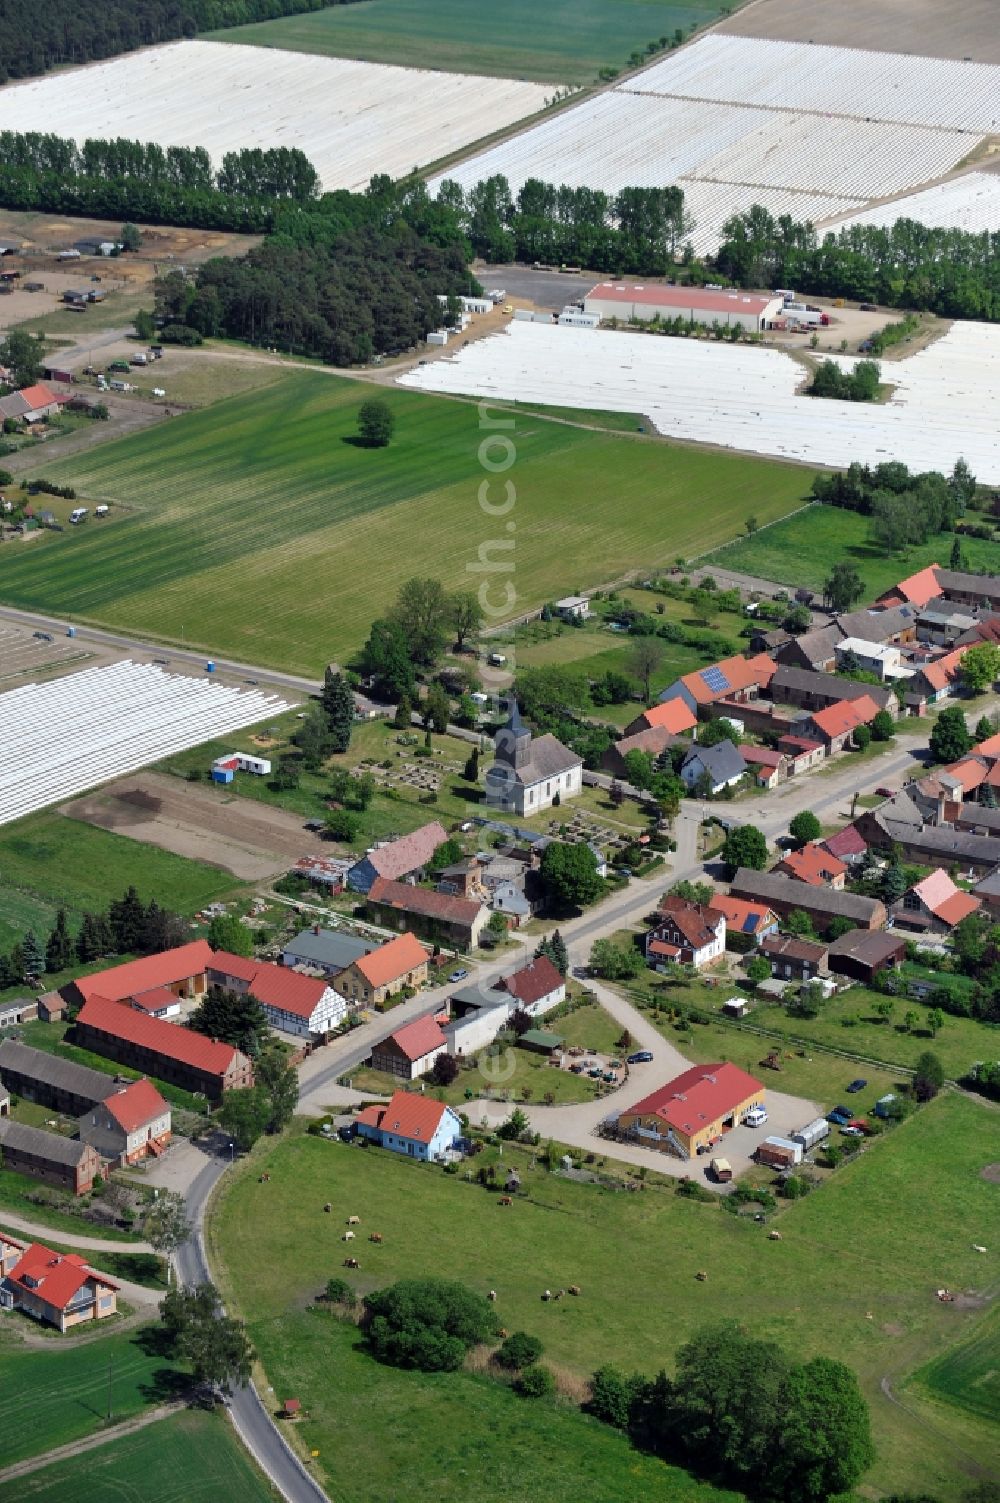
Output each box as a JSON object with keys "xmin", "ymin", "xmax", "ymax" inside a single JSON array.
[
  {"xmin": 434, "ymin": 35, "xmax": 1000, "ymax": 251},
  {"xmin": 398, "ymin": 320, "xmax": 1000, "ymax": 482},
  {"xmin": 0, "ymin": 40, "xmax": 551, "ymax": 190},
  {"xmin": 829, "ymin": 172, "xmax": 1000, "ymax": 236}
]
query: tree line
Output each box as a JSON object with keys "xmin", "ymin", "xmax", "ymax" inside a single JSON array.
[
  {"xmin": 715, "ymin": 206, "xmax": 1000, "ymax": 322},
  {"xmin": 0, "ymin": 0, "xmax": 361, "ymax": 84},
  {"xmin": 0, "ymin": 887, "xmax": 187, "ymax": 989},
  {"xmin": 435, "ymin": 175, "xmax": 690, "ymax": 275},
  {"xmin": 811, "ymin": 457, "xmax": 976, "ymax": 556}
]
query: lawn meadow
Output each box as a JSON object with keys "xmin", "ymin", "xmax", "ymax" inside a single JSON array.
[
  {"xmin": 205, "ymin": 0, "xmax": 735, "ymax": 84},
  {"xmin": 0, "ymin": 810, "xmax": 245, "ymax": 950},
  {"xmin": 210, "ymin": 1093, "xmax": 999, "ymax": 1501},
  {"xmin": 707, "ymin": 504, "xmax": 1000, "ymax": 599},
  {"xmin": 0, "ymin": 1325, "xmax": 182, "ymax": 1468},
  {"xmin": 15, "ymin": 1408, "xmax": 279, "ymax": 1503},
  {"xmin": 0, "ymin": 373, "xmax": 812, "ymax": 674}
]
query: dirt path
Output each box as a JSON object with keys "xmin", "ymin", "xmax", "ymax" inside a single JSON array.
[
  {"xmin": 0, "ymin": 1402, "xmax": 184, "ymax": 1484},
  {"xmin": 0, "ymin": 1210, "xmax": 151, "ymax": 1253}
]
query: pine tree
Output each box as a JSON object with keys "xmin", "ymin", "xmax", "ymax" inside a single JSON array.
[
  {"xmin": 322, "ymin": 669, "xmax": 355, "ymax": 754},
  {"xmin": 109, "ymin": 885, "xmax": 145, "ymax": 953},
  {"xmin": 394, "ymin": 694, "xmax": 412, "ymax": 730},
  {"xmin": 93, "ymin": 912, "xmax": 115, "ymax": 957},
  {"xmin": 549, "ymin": 929, "xmax": 568, "ymax": 975},
  {"xmin": 21, "ymin": 930, "xmax": 44, "ymax": 980},
  {"xmin": 45, "ymin": 909, "xmax": 73, "ymax": 973},
  {"xmin": 76, "ymin": 912, "xmax": 99, "ymax": 963},
  {"xmin": 464, "ymin": 748, "xmax": 480, "ymax": 782}
]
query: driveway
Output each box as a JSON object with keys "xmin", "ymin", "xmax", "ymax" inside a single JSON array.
[{"xmin": 463, "ymin": 981, "xmax": 819, "ymax": 1186}]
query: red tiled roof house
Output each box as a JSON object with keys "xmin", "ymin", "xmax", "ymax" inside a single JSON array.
[
  {"xmin": 337, "ymin": 933, "xmax": 430, "ymax": 1010},
  {"xmin": 370, "ymin": 1016, "xmax": 448, "ymax": 1079},
  {"xmin": 366, "ymin": 878, "xmax": 489, "ymax": 950},
  {"xmin": 891, "ymin": 869, "xmax": 982, "ymax": 935},
  {"xmin": 207, "ymin": 951, "xmax": 347, "ymax": 1038},
  {"xmin": 78, "ymin": 1078, "xmax": 171, "ymax": 1166},
  {"xmin": 74, "ymin": 996, "xmax": 252, "ymax": 1102},
  {"xmin": 1, "ymin": 1242, "xmax": 118, "ymax": 1331},
  {"xmin": 347, "ymin": 822, "xmax": 448, "ymax": 895},
  {"xmin": 775, "ymin": 842, "xmax": 848, "ymax": 889},
  {"xmin": 355, "ymin": 1091, "xmax": 462, "ymax": 1160},
  {"xmin": 497, "ymin": 955, "xmax": 565, "ymax": 1017},
  {"xmin": 617, "ymin": 1062, "xmax": 765, "ymax": 1159},
  {"xmin": 646, "ymin": 895, "xmax": 725, "ymax": 971}
]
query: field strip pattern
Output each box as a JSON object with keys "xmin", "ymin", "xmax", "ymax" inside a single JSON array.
[
  {"xmin": 628, "ymin": 36, "xmax": 1000, "ymax": 131},
  {"xmin": 435, "ymin": 34, "xmax": 1000, "ymax": 250},
  {"xmin": 825, "ymin": 171, "xmax": 1000, "ymax": 234},
  {"xmin": 398, "ymin": 320, "xmax": 1000, "ymax": 483},
  {"xmin": 0, "ymin": 39, "xmax": 552, "ymax": 191},
  {"xmin": 0, "ymin": 662, "xmax": 290, "ymax": 826}
]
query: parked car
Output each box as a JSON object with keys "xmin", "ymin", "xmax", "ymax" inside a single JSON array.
[
  {"xmin": 846, "ymin": 1078, "xmax": 867, "ymax": 1093},
  {"xmin": 627, "ymin": 1050, "xmax": 653, "ymax": 1064},
  {"xmin": 448, "ymin": 968, "xmax": 468, "ymax": 983},
  {"xmin": 875, "ymin": 787, "xmax": 896, "ymax": 798},
  {"xmin": 828, "ymin": 1105, "xmax": 852, "ymax": 1125},
  {"xmin": 841, "ymin": 1126, "xmax": 865, "ymax": 1138}
]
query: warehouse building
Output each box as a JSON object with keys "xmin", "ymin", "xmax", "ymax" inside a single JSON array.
[
  {"xmin": 617, "ymin": 1062, "xmax": 765, "ymax": 1159},
  {"xmin": 74, "ymin": 996, "xmax": 252, "ymax": 1102},
  {"xmin": 583, "ymin": 283, "xmax": 784, "ymax": 332}
]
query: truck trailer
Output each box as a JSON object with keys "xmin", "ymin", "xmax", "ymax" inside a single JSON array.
[
  {"xmin": 791, "ymin": 1117, "xmax": 829, "ymax": 1152},
  {"xmin": 755, "ymin": 1136, "xmax": 803, "ymax": 1169}
]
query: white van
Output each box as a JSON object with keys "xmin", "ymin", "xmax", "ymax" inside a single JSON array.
[
  {"xmin": 94, "ymin": 504, "xmax": 109, "ymax": 518},
  {"xmin": 744, "ymin": 1106, "xmax": 768, "ymax": 1128},
  {"xmin": 69, "ymin": 507, "xmax": 89, "ymax": 524}
]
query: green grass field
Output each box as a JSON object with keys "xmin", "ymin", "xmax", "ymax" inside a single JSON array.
[
  {"xmin": 0, "ymin": 1326, "xmax": 182, "ymax": 1467},
  {"xmin": 205, "ymin": 0, "xmax": 736, "ymax": 84},
  {"xmin": 706, "ymin": 504, "xmax": 1000, "ymax": 598},
  {"xmin": 0, "ymin": 374, "xmax": 812, "ymax": 675},
  {"xmin": 912, "ymin": 1308, "xmax": 1000, "ymax": 1427},
  {"xmin": 212, "ymin": 1094, "xmax": 998, "ymax": 1498},
  {"xmin": 16, "ymin": 1407, "xmax": 279, "ymax": 1503},
  {"xmin": 0, "ymin": 811, "xmax": 245, "ymax": 950}
]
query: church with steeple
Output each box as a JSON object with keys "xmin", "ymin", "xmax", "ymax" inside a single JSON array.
[{"xmin": 484, "ymin": 700, "xmax": 582, "ymax": 817}]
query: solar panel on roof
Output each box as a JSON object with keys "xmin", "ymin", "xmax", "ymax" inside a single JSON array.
[
  {"xmin": 742, "ymin": 916, "xmax": 757, "ymax": 933},
  {"xmin": 700, "ymin": 666, "xmax": 729, "ymax": 692}
]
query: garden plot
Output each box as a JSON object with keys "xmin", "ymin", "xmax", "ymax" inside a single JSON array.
[
  {"xmin": 629, "ymin": 35, "xmax": 1000, "ymax": 133},
  {"xmin": 398, "ymin": 319, "xmax": 1000, "ymax": 483},
  {"xmin": 828, "ymin": 172, "xmax": 1000, "ymax": 235},
  {"xmin": 0, "ymin": 661, "xmax": 290, "ymax": 827},
  {"xmin": 0, "ymin": 40, "xmax": 551, "ymax": 191}
]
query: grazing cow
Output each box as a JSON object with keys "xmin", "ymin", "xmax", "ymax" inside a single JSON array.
[
  {"xmin": 541, "ymin": 1289, "xmax": 552, "ymax": 1301},
  {"xmin": 369, "ymin": 1232, "xmax": 383, "ymax": 1244},
  {"xmin": 973, "ymin": 1244, "xmax": 987, "ymax": 1253},
  {"xmin": 768, "ymin": 1230, "xmax": 782, "ymax": 1242},
  {"xmin": 568, "ymin": 1285, "xmax": 581, "ymax": 1297},
  {"xmin": 695, "ymin": 1270, "xmax": 708, "ymax": 1281},
  {"xmin": 498, "ymin": 1196, "xmax": 513, "ymax": 1207},
  {"xmin": 347, "ymin": 1215, "xmax": 361, "ymax": 1226},
  {"xmin": 488, "ymin": 1290, "xmax": 498, "ymax": 1302},
  {"xmin": 553, "ymin": 1289, "xmax": 566, "ymax": 1301},
  {"xmin": 323, "ymin": 1203, "xmax": 332, "ymax": 1213},
  {"xmin": 497, "ymin": 1328, "xmax": 509, "ymax": 1339},
  {"xmin": 343, "ymin": 1230, "xmax": 355, "ymax": 1242},
  {"xmin": 343, "ymin": 1257, "xmax": 360, "ymax": 1269}
]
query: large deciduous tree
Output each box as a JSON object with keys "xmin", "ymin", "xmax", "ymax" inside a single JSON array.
[
  {"xmin": 929, "ymin": 705, "xmax": 972, "ymax": 764},
  {"xmin": 540, "ymin": 841, "xmax": 603, "ymax": 910},
  {"xmin": 722, "ymin": 823, "xmax": 768, "ymax": 877}
]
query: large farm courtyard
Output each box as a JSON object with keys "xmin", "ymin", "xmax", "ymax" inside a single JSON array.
[
  {"xmin": 211, "ymin": 1094, "xmax": 998, "ymax": 1502},
  {"xmin": 0, "ymin": 372, "xmax": 811, "ymax": 673}
]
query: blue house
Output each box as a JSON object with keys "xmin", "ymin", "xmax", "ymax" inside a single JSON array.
[{"xmin": 355, "ymin": 1091, "xmax": 461, "ymax": 1161}]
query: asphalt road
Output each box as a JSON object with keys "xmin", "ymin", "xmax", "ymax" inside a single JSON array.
[
  {"xmin": 474, "ymin": 263, "xmax": 596, "ymax": 310},
  {"xmin": 177, "ymin": 1143, "xmax": 330, "ymax": 1503}
]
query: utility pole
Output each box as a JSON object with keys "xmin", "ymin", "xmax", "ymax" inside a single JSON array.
[{"xmin": 107, "ymin": 1355, "xmax": 113, "ymax": 1423}]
